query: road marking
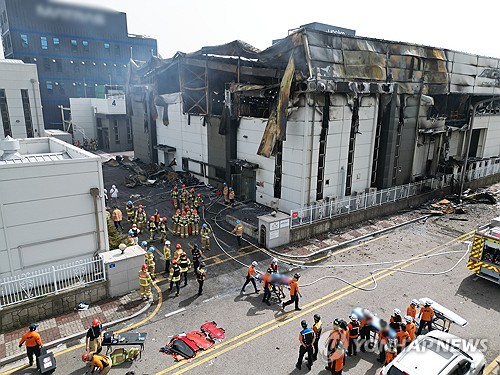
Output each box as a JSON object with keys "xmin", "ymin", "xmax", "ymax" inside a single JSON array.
[
  {"xmin": 207, "ymin": 248, "xmax": 261, "ymax": 267},
  {"xmin": 239, "ymin": 244, "xmax": 254, "ymax": 250},
  {"xmin": 165, "ymin": 308, "xmax": 186, "ymax": 318},
  {"xmin": 484, "ymin": 354, "xmax": 500, "ymax": 375},
  {"xmin": 156, "ymin": 230, "xmax": 473, "ymax": 374},
  {"xmin": 2, "ymin": 282, "xmax": 165, "ymax": 375}
]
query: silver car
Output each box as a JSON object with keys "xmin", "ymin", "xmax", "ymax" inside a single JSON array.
[{"xmin": 378, "ymin": 331, "xmax": 486, "ymax": 375}]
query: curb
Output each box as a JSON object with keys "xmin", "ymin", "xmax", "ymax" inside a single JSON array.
[
  {"xmin": 269, "ymin": 214, "xmax": 431, "ymax": 260},
  {"xmin": 0, "ymin": 298, "xmax": 152, "ymax": 368}
]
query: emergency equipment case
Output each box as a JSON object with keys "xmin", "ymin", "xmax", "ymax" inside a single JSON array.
[{"xmin": 37, "ymin": 347, "xmax": 56, "ymax": 374}]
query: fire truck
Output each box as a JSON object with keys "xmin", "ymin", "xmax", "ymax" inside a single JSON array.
[{"xmin": 467, "ymin": 217, "xmax": 500, "ymax": 284}]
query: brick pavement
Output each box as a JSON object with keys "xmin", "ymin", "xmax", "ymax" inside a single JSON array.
[{"xmin": 0, "ymin": 290, "xmax": 146, "ymax": 360}]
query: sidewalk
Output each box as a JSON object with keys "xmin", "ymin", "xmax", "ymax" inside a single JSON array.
[
  {"xmin": 0, "ymin": 290, "xmax": 147, "ymax": 366},
  {"xmin": 276, "ymin": 211, "xmax": 426, "ymax": 257}
]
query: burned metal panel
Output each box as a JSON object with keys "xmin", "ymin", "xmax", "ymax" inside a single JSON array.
[
  {"xmin": 186, "ymin": 40, "xmax": 261, "ymax": 59},
  {"xmin": 343, "ymin": 50, "xmax": 386, "ymax": 66},
  {"xmin": 306, "ymin": 31, "xmax": 343, "ymax": 50},
  {"xmin": 388, "ymin": 44, "xmax": 446, "ymax": 60},
  {"xmin": 341, "ymin": 38, "xmax": 387, "ymax": 53},
  {"xmin": 344, "ymin": 65, "xmax": 386, "ymax": 81},
  {"xmin": 308, "ymin": 45, "xmax": 343, "ymax": 64}
]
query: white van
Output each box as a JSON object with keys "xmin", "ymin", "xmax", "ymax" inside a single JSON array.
[{"xmin": 378, "ymin": 331, "xmax": 486, "ymax": 375}]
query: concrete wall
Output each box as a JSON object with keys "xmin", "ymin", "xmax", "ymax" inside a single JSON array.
[
  {"xmin": 0, "ymin": 281, "xmax": 108, "ymax": 333},
  {"xmin": 0, "ymin": 138, "xmax": 108, "ymax": 277},
  {"xmin": 0, "ymin": 61, "xmax": 44, "ymax": 138},
  {"xmin": 155, "ymin": 94, "xmax": 209, "ymax": 178}
]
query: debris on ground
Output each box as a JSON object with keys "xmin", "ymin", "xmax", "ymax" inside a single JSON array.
[{"xmin": 462, "ymin": 191, "xmax": 497, "ymax": 204}]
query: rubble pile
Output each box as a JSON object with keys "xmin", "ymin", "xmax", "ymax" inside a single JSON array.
[{"xmin": 422, "ymin": 188, "xmax": 499, "ymax": 217}]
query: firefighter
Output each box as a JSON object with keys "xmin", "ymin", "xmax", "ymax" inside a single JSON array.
[
  {"xmin": 269, "ymin": 257, "xmax": 285, "ymax": 299},
  {"xmin": 282, "ymin": 273, "xmax": 301, "ymax": 311},
  {"xmin": 181, "ymin": 183, "xmax": 187, "ymax": 197},
  {"xmin": 406, "ymin": 299, "xmax": 419, "ymax": 321},
  {"xmin": 82, "ymin": 352, "xmax": 112, "ymax": 375},
  {"xmin": 163, "ymin": 240, "xmax": 171, "ymax": 274},
  {"xmin": 196, "ymin": 262, "xmax": 206, "ymax": 296},
  {"xmin": 312, "ymin": 314, "xmax": 322, "ymax": 361},
  {"xmin": 172, "ymin": 209, "xmax": 181, "ymax": 236},
  {"xmin": 179, "ymin": 252, "xmax": 191, "ymax": 286},
  {"xmin": 241, "ymin": 261, "xmax": 259, "ymax": 294},
  {"xmin": 158, "ymin": 217, "xmax": 168, "ymax": 243},
  {"xmin": 396, "ymin": 323, "xmax": 410, "ymax": 353},
  {"xmin": 185, "ymin": 207, "xmax": 193, "ymax": 236},
  {"xmin": 105, "ymin": 207, "xmax": 111, "ymax": 222},
  {"xmin": 130, "ymin": 224, "xmax": 140, "ymax": 245},
  {"xmin": 262, "ymin": 268, "xmax": 272, "ymax": 306},
  {"xmin": 153, "ymin": 209, "xmax": 161, "ymax": 227},
  {"xmin": 188, "ymin": 187, "xmax": 195, "ymax": 206},
  {"xmin": 127, "ymin": 230, "xmax": 135, "ymax": 246},
  {"xmin": 222, "ymin": 182, "xmax": 229, "ymax": 204},
  {"xmin": 171, "ymin": 185, "xmax": 179, "ymax": 208},
  {"xmin": 85, "ymin": 318, "xmax": 103, "ymax": 354},
  {"xmin": 232, "ymin": 220, "xmax": 244, "ymax": 247},
  {"xmin": 138, "ymin": 264, "xmax": 152, "ymax": 300},
  {"xmin": 125, "ymin": 200, "xmax": 135, "ymax": 223},
  {"xmin": 180, "ymin": 191, "xmax": 188, "ymax": 211},
  {"xmin": 140, "ymin": 240, "xmax": 148, "ymax": 252},
  {"xmin": 384, "ymin": 339, "xmax": 398, "ymax": 365},
  {"xmin": 377, "ymin": 320, "xmax": 390, "ymax": 363},
  {"xmin": 146, "ymin": 246, "xmax": 156, "ymax": 280},
  {"xmin": 191, "ymin": 244, "xmax": 203, "ymax": 274},
  {"xmin": 111, "ymin": 206, "xmax": 123, "ymax": 231},
  {"xmin": 173, "ymin": 243, "xmax": 184, "ymax": 262},
  {"xmin": 404, "ymin": 315, "xmax": 416, "ymax": 342},
  {"xmin": 135, "ymin": 204, "xmax": 147, "ymax": 231},
  {"xmin": 191, "ymin": 209, "xmax": 200, "ymax": 235},
  {"xmin": 389, "ymin": 308, "xmax": 403, "ymax": 332},
  {"xmin": 169, "ymin": 261, "xmax": 181, "ymax": 297},
  {"xmin": 19, "ymin": 323, "xmax": 43, "ymax": 369},
  {"xmin": 148, "ymin": 216, "xmax": 157, "ymax": 241},
  {"xmin": 200, "ymin": 223, "xmax": 211, "ymax": 251},
  {"xmin": 193, "ymin": 193, "xmax": 204, "ymax": 211},
  {"xmin": 296, "ymin": 320, "xmax": 315, "ymax": 371},
  {"xmin": 417, "ymin": 301, "xmax": 435, "ymax": 335},
  {"xmin": 229, "ymin": 187, "xmax": 235, "ymax": 206},
  {"xmin": 178, "ymin": 211, "xmax": 186, "ymax": 238},
  {"xmin": 347, "ymin": 314, "xmax": 360, "ymax": 356}
]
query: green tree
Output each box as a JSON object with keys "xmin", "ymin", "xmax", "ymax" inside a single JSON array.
[{"xmin": 107, "ymin": 220, "xmax": 127, "ymax": 250}]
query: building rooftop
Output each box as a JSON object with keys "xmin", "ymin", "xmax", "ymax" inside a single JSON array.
[{"xmin": 0, "ymin": 137, "xmax": 99, "ymax": 165}]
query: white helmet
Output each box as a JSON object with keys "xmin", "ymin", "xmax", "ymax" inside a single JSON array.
[
  {"xmin": 411, "ymin": 299, "xmax": 419, "ymax": 306},
  {"xmin": 362, "ymin": 308, "xmax": 373, "ymax": 318},
  {"xmin": 165, "ymin": 240, "xmax": 171, "ymax": 245},
  {"xmin": 404, "ymin": 315, "xmax": 413, "ymax": 323},
  {"xmin": 393, "ymin": 308, "xmax": 401, "ymax": 316},
  {"xmin": 251, "ymin": 261, "xmax": 258, "ymax": 267},
  {"xmin": 272, "ymin": 257, "xmax": 278, "ymax": 264},
  {"xmin": 350, "ymin": 315, "xmax": 358, "ymax": 321}
]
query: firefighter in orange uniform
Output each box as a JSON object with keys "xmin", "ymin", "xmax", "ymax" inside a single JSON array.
[
  {"xmin": 407, "ymin": 299, "xmax": 419, "ymax": 321},
  {"xmin": 19, "ymin": 323, "xmax": 43, "ymax": 369},
  {"xmin": 241, "ymin": 261, "xmax": 259, "ymax": 293},
  {"xmin": 404, "ymin": 315, "xmax": 416, "ymax": 342},
  {"xmin": 138, "ymin": 264, "xmax": 152, "ymax": 300},
  {"xmin": 282, "ymin": 273, "xmax": 301, "ymax": 311},
  {"xmin": 417, "ymin": 300, "xmax": 435, "ymax": 335},
  {"xmin": 347, "ymin": 315, "xmax": 360, "ymax": 356},
  {"xmin": 395, "ymin": 323, "xmax": 410, "ymax": 353},
  {"xmin": 384, "ymin": 339, "xmax": 398, "ymax": 365}
]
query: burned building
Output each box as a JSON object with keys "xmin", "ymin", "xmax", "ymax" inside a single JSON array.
[{"xmin": 128, "ymin": 28, "xmax": 500, "ymax": 213}]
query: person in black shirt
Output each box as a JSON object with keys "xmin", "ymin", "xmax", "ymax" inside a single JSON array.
[{"xmin": 86, "ymin": 318, "xmax": 103, "ymax": 353}]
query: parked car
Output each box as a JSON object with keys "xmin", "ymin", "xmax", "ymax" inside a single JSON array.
[{"xmin": 378, "ymin": 331, "xmax": 486, "ymax": 375}]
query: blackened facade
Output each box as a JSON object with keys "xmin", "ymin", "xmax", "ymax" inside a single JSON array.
[{"xmin": 0, "ymin": 0, "xmax": 157, "ymax": 128}]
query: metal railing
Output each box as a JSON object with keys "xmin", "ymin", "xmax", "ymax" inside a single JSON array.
[
  {"xmin": 0, "ymin": 256, "xmax": 106, "ymax": 309},
  {"xmin": 290, "ymin": 158, "xmax": 500, "ymax": 228}
]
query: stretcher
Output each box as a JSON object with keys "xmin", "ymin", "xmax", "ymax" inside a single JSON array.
[
  {"xmin": 418, "ymin": 297, "xmax": 468, "ymax": 332},
  {"xmin": 255, "ymin": 273, "xmax": 290, "ymax": 303},
  {"xmin": 351, "ymin": 307, "xmax": 396, "ymax": 349}
]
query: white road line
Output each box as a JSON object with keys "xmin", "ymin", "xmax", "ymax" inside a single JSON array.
[{"xmin": 164, "ymin": 308, "xmax": 186, "ymax": 318}]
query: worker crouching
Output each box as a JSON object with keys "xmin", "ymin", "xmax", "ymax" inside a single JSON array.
[{"xmin": 82, "ymin": 352, "xmax": 112, "ymax": 374}]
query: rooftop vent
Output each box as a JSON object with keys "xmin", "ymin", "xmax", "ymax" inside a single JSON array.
[{"xmin": 0, "ymin": 136, "xmax": 23, "ymax": 161}]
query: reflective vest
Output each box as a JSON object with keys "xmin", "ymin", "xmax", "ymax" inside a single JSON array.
[
  {"xmin": 300, "ymin": 327, "xmax": 315, "ymax": 346},
  {"xmin": 171, "ymin": 190, "xmax": 178, "ymax": 199},
  {"xmin": 174, "ymin": 249, "xmax": 184, "ymax": 260},
  {"xmin": 313, "ymin": 321, "xmax": 322, "ymax": 339},
  {"xmin": 192, "ymin": 248, "xmax": 201, "ymax": 261},
  {"xmin": 139, "ymin": 271, "xmax": 151, "ymax": 286},
  {"xmin": 148, "ymin": 221, "xmax": 157, "ymax": 231},
  {"xmin": 196, "ymin": 267, "xmax": 206, "ymax": 281},
  {"xmin": 159, "ymin": 222, "xmax": 167, "ymax": 234},
  {"xmin": 200, "ymin": 227, "xmax": 210, "ymax": 238},
  {"xmin": 112, "ymin": 209, "xmax": 122, "ymax": 221},
  {"xmin": 154, "ymin": 213, "xmax": 161, "ymax": 223},
  {"xmin": 179, "ymin": 257, "xmax": 190, "ymax": 272},
  {"xmin": 172, "ymin": 214, "xmax": 179, "ymax": 224},
  {"xmin": 170, "ymin": 265, "xmax": 181, "ymax": 282},
  {"xmin": 234, "ymin": 224, "xmax": 243, "ymax": 236},
  {"xmin": 348, "ymin": 321, "xmax": 360, "ymax": 338},
  {"xmin": 163, "ymin": 246, "xmax": 171, "ymax": 260},
  {"xmin": 192, "ymin": 214, "xmax": 200, "ymax": 223},
  {"xmin": 126, "ymin": 206, "xmax": 135, "ymax": 217},
  {"xmin": 194, "ymin": 197, "xmax": 203, "ymax": 207},
  {"xmin": 136, "ymin": 210, "xmax": 146, "ymax": 223},
  {"xmin": 145, "ymin": 253, "xmax": 155, "ymax": 266}
]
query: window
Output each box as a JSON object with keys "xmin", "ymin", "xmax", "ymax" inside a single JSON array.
[
  {"xmin": 40, "ymin": 36, "xmax": 48, "ymax": 49},
  {"xmin": 126, "ymin": 118, "xmax": 133, "ymax": 143},
  {"xmin": 82, "ymin": 40, "xmax": 89, "ymax": 52},
  {"xmin": 104, "ymin": 42, "xmax": 110, "ymax": 50},
  {"xmin": 71, "ymin": 39, "xmax": 77, "ymax": 52},
  {"xmin": 21, "ymin": 90, "xmax": 34, "ymax": 138},
  {"xmin": 58, "ymin": 82, "xmax": 65, "ymax": 94},
  {"xmin": 43, "ymin": 58, "xmax": 51, "ymax": 72},
  {"xmin": 114, "ymin": 44, "xmax": 120, "ymax": 56},
  {"xmin": 96, "ymin": 117, "xmax": 102, "ymax": 128},
  {"xmin": 55, "ymin": 59, "xmax": 62, "ymax": 72},
  {"xmin": 0, "ymin": 89, "xmax": 12, "ymax": 137},
  {"xmin": 113, "ymin": 119, "xmax": 120, "ymax": 144},
  {"xmin": 46, "ymin": 81, "xmax": 53, "ymax": 92},
  {"xmin": 53, "ymin": 37, "xmax": 60, "ymax": 49},
  {"xmin": 21, "ymin": 33, "xmax": 28, "ymax": 47}
]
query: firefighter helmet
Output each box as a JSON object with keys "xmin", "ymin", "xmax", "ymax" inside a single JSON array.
[
  {"xmin": 176, "ymin": 244, "xmax": 182, "ymax": 249},
  {"xmin": 91, "ymin": 318, "xmax": 101, "ymax": 327}
]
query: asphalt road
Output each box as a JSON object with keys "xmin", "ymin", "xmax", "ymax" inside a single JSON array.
[{"xmin": 4, "ymin": 166, "xmax": 499, "ymax": 375}]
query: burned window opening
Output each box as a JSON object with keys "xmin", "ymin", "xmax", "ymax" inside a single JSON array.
[
  {"xmin": 371, "ymin": 96, "xmax": 385, "ymax": 186},
  {"xmin": 345, "ymin": 97, "xmax": 360, "ymax": 196},
  {"xmin": 391, "ymin": 94, "xmax": 405, "ymax": 186},
  {"xmin": 273, "ymin": 140, "xmax": 283, "ymax": 199},
  {"xmin": 316, "ymin": 93, "xmax": 330, "ymax": 201}
]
